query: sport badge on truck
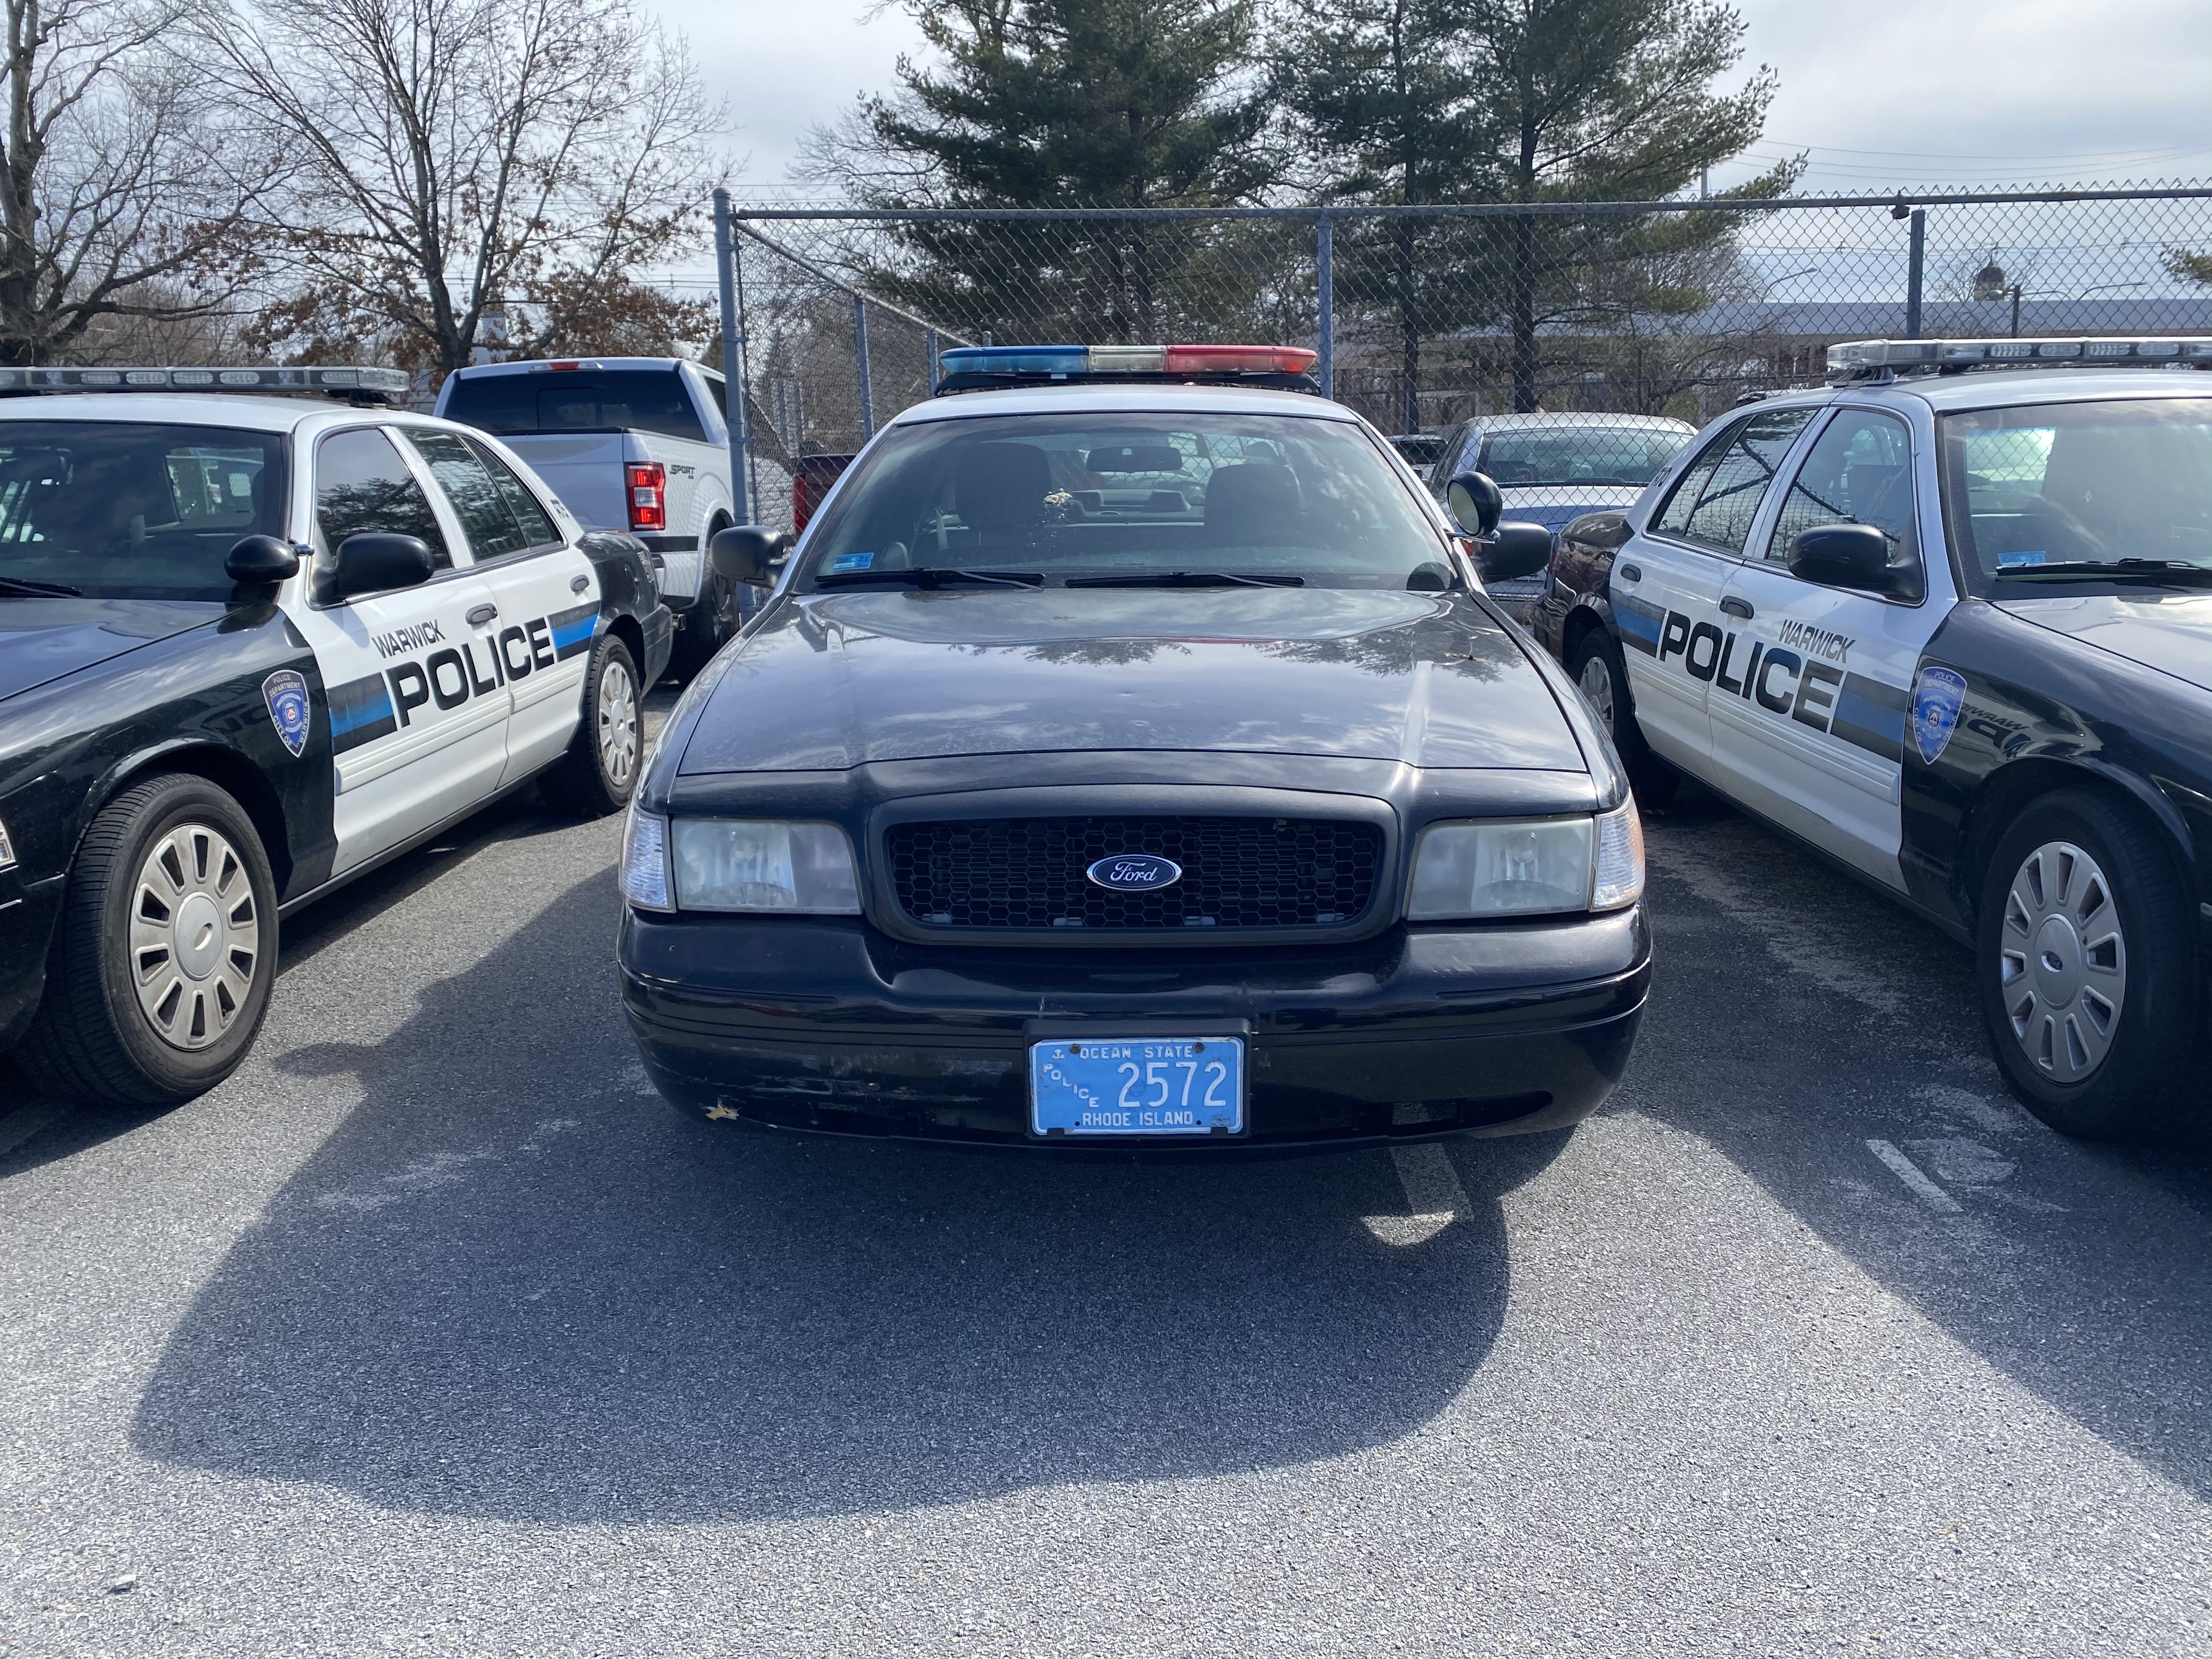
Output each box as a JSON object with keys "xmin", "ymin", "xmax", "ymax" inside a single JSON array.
[
  {"xmin": 262, "ymin": 669, "xmax": 312, "ymax": 758},
  {"xmin": 1910, "ymin": 665, "xmax": 1968, "ymax": 766}
]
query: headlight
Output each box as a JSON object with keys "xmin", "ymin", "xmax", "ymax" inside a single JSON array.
[
  {"xmin": 619, "ymin": 808, "xmax": 672, "ymax": 911},
  {"xmin": 670, "ymin": 819, "xmax": 862, "ymax": 913},
  {"xmin": 1406, "ymin": 800, "xmax": 1643, "ymax": 919}
]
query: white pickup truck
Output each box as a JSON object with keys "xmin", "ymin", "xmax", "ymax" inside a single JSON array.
[{"xmin": 437, "ymin": 358, "xmax": 741, "ymax": 678}]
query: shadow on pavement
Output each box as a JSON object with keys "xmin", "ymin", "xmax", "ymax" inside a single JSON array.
[
  {"xmin": 131, "ymin": 867, "xmax": 1566, "ymax": 1524},
  {"xmin": 1626, "ymin": 779, "xmax": 2212, "ymax": 1504}
]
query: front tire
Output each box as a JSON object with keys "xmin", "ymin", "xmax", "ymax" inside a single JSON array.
[
  {"xmin": 19, "ymin": 775, "xmax": 279, "ymax": 1107},
  {"xmin": 1567, "ymin": 628, "xmax": 1679, "ymax": 809},
  {"xmin": 541, "ymin": 633, "xmax": 642, "ymax": 817},
  {"xmin": 1976, "ymin": 788, "xmax": 2203, "ymax": 1139}
]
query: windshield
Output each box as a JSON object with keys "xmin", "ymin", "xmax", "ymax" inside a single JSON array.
[
  {"xmin": 795, "ymin": 411, "xmax": 1452, "ymax": 590},
  {"xmin": 443, "ymin": 370, "xmax": 707, "ymax": 443},
  {"xmin": 0, "ymin": 421, "xmax": 289, "ymax": 601},
  {"xmin": 1940, "ymin": 398, "xmax": 2212, "ymax": 594},
  {"xmin": 1479, "ymin": 426, "xmax": 1690, "ymax": 489}
]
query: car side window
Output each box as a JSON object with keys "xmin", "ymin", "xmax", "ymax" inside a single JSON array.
[
  {"xmin": 402, "ymin": 428, "xmax": 557, "ymax": 562},
  {"xmin": 314, "ymin": 427, "xmax": 451, "ymax": 568},
  {"xmin": 463, "ymin": 436, "xmax": 562, "ymax": 550},
  {"xmin": 1764, "ymin": 409, "xmax": 1918, "ymax": 566},
  {"xmin": 1651, "ymin": 408, "xmax": 1815, "ymax": 555}
]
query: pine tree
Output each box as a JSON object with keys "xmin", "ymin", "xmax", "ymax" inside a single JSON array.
[
  {"xmin": 1282, "ymin": 0, "xmax": 1796, "ymax": 416},
  {"xmin": 803, "ymin": 0, "xmax": 1279, "ymax": 342}
]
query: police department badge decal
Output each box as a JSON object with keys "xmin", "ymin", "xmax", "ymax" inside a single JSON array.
[
  {"xmin": 263, "ymin": 669, "xmax": 311, "ymax": 758},
  {"xmin": 1910, "ymin": 665, "xmax": 1967, "ymax": 766}
]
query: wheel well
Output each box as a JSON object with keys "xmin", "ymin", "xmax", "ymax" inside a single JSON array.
[
  {"xmin": 101, "ymin": 744, "xmax": 292, "ymax": 894},
  {"xmin": 607, "ymin": 613, "xmax": 646, "ymax": 676},
  {"xmin": 1955, "ymin": 759, "xmax": 2189, "ymax": 927},
  {"xmin": 1560, "ymin": 606, "xmax": 1603, "ymax": 665}
]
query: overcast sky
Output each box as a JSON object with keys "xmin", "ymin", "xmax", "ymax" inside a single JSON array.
[{"xmin": 647, "ymin": 0, "xmax": 2211, "ymax": 196}]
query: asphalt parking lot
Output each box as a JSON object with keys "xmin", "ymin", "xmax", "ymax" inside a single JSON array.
[{"xmin": 4, "ymin": 697, "xmax": 2211, "ymax": 1657}]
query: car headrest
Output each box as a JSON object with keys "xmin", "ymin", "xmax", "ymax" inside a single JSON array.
[
  {"xmin": 1203, "ymin": 462, "xmax": 1303, "ymax": 545},
  {"xmin": 954, "ymin": 443, "xmax": 1052, "ymax": 533}
]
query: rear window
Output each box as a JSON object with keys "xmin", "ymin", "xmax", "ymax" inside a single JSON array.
[
  {"xmin": 443, "ymin": 370, "xmax": 707, "ymax": 443},
  {"xmin": 1479, "ymin": 426, "xmax": 1691, "ymax": 489},
  {"xmin": 0, "ymin": 421, "xmax": 288, "ymax": 601}
]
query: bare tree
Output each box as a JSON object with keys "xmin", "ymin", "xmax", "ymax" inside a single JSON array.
[
  {"xmin": 0, "ymin": 0, "xmax": 276, "ymax": 365},
  {"xmin": 202, "ymin": 0, "xmax": 727, "ymax": 383}
]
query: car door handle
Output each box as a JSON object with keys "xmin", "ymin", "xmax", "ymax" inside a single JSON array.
[
  {"xmin": 466, "ymin": 603, "xmax": 498, "ymax": 625},
  {"xmin": 571, "ymin": 575, "xmax": 590, "ymax": 594},
  {"xmin": 1720, "ymin": 596, "xmax": 1754, "ymax": 619},
  {"xmin": 1618, "ymin": 562, "xmax": 1642, "ymax": 583}
]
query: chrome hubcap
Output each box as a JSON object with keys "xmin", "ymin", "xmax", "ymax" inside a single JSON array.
[
  {"xmin": 130, "ymin": 822, "xmax": 258, "ymax": 1051},
  {"xmin": 1999, "ymin": 839, "xmax": 2126, "ymax": 1084},
  {"xmin": 1577, "ymin": 654, "xmax": 1616, "ymax": 733},
  {"xmin": 597, "ymin": 658, "xmax": 639, "ymax": 788}
]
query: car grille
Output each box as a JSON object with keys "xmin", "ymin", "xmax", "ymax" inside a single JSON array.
[{"xmin": 886, "ymin": 816, "xmax": 1384, "ymax": 933}]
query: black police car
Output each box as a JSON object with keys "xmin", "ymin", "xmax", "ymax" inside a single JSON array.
[
  {"xmin": 1532, "ymin": 337, "xmax": 2212, "ymax": 1139},
  {"xmin": 0, "ymin": 368, "xmax": 670, "ymax": 1106},
  {"xmin": 618, "ymin": 343, "xmax": 1647, "ymax": 1153}
]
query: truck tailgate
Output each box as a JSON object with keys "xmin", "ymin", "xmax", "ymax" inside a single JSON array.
[{"xmin": 497, "ymin": 432, "xmax": 634, "ymax": 530}]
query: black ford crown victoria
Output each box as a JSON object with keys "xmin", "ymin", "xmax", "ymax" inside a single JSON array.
[{"xmin": 618, "ymin": 349, "xmax": 1648, "ymax": 1152}]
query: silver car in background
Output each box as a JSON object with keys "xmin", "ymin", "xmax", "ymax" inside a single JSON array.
[{"xmin": 1426, "ymin": 412, "xmax": 1695, "ymax": 618}]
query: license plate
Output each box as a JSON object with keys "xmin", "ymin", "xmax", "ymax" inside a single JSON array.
[{"xmin": 1029, "ymin": 1037, "xmax": 1245, "ymax": 1138}]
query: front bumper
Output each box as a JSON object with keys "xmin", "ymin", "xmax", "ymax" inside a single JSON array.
[{"xmin": 620, "ymin": 908, "xmax": 1650, "ymax": 1153}]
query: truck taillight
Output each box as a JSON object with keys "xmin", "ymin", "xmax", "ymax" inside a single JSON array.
[{"xmin": 627, "ymin": 462, "xmax": 666, "ymax": 533}]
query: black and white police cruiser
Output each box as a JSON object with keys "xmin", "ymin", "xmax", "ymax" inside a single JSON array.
[
  {"xmin": 0, "ymin": 366, "xmax": 671, "ymax": 1105},
  {"xmin": 618, "ymin": 342, "xmax": 1646, "ymax": 1155},
  {"xmin": 1533, "ymin": 336, "xmax": 2212, "ymax": 1138}
]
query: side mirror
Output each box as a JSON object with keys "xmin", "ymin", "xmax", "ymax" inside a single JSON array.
[
  {"xmin": 317, "ymin": 533, "xmax": 436, "ymax": 604},
  {"xmin": 224, "ymin": 534, "xmax": 299, "ymax": 585},
  {"xmin": 1559, "ymin": 510, "xmax": 1632, "ymax": 552},
  {"xmin": 710, "ymin": 524, "xmax": 794, "ymax": 588},
  {"xmin": 1479, "ymin": 522, "xmax": 1555, "ymax": 584},
  {"xmin": 1445, "ymin": 470, "xmax": 1503, "ymax": 538},
  {"xmin": 1788, "ymin": 523, "xmax": 1913, "ymax": 597}
]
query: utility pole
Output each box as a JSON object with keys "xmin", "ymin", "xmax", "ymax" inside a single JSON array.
[{"xmin": 712, "ymin": 188, "xmax": 751, "ymax": 525}]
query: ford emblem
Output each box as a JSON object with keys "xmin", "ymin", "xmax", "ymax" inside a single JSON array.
[{"xmin": 1086, "ymin": 853, "xmax": 1182, "ymax": 890}]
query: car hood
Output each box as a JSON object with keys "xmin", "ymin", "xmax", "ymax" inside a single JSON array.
[
  {"xmin": 1995, "ymin": 590, "xmax": 2212, "ymax": 695},
  {"xmin": 0, "ymin": 598, "xmax": 220, "ymax": 705},
  {"xmin": 679, "ymin": 586, "xmax": 1588, "ymax": 774}
]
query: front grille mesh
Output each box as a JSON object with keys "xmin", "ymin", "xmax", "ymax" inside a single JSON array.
[{"xmin": 886, "ymin": 816, "xmax": 1383, "ymax": 932}]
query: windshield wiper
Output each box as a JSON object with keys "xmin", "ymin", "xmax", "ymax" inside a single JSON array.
[
  {"xmin": 813, "ymin": 567, "xmax": 1044, "ymax": 590},
  {"xmin": 1998, "ymin": 558, "xmax": 2212, "ymax": 586},
  {"xmin": 1063, "ymin": 571, "xmax": 1305, "ymax": 589},
  {"xmin": 0, "ymin": 575, "xmax": 82, "ymax": 597}
]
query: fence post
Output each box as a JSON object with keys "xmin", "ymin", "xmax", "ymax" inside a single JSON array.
[
  {"xmin": 1905, "ymin": 208, "xmax": 1926, "ymax": 340},
  {"xmin": 712, "ymin": 188, "xmax": 751, "ymax": 526},
  {"xmin": 1316, "ymin": 210, "xmax": 1334, "ymax": 399},
  {"xmin": 926, "ymin": 328, "xmax": 940, "ymax": 394},
  {"xmin": 854, "ymin": 296, "xmax": 875, "ymax": 439}
]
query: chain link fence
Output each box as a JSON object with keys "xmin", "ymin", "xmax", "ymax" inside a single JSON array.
[{"xmin": 715, "ymin": 185, "xmax": 2212, "ymax": 530}]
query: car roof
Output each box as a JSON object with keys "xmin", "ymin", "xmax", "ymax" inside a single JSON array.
[
  {"xmin": 447, "ymin": 357, "xmax": 709, "ymax": 380},
  {"xmin": 890, "ymin": 383, "xmax": 1364, "ymax": 425},
  {"xmin": 1454, "ymin": 411, "xmax": 1696, "ymax": 432},
  {"xmin": 0, "ymin": 392, "xmax": 480, "ymax": 437},
  {"xmin": 1757, "ymin": 368, "xmax": 2212, "ymax": 416}
]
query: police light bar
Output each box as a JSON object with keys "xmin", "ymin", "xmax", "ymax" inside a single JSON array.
[
  {"xmin": 0, "ymin": 365, "xmax": 411, "ymax": 398},
  {"xmin": 1827, "ymin": 337, "xmax": 2212, "ymax": 378},
  {"xmin": 937, "ymin": 344, "xmax": 1320, "ymax": 382}
]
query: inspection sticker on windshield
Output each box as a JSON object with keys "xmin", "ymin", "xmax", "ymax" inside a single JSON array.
[
  {"xmin": 1997, "ymin": 550, "xmax": 2046, "ymax": 568},
  {"xmin": 1029, "ymin": 1037, "xmax": 1244, "ymax": 1137},
  {"xmin": 828, "ymin": 552, "xmax": 874, "ymax": 572}
]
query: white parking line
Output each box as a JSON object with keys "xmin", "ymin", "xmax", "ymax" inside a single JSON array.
[
  {"xmin": 1362, "ymin": 1143, "xmax": 1469, "ymax": 1246},
  {"xmin": 0, "ymin": 1102, "xmax": 69, "ymax": 1161},
  {"xmin": 1866, "ymin": 1138, "xmax": 1964, "ymax": 1214}
]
